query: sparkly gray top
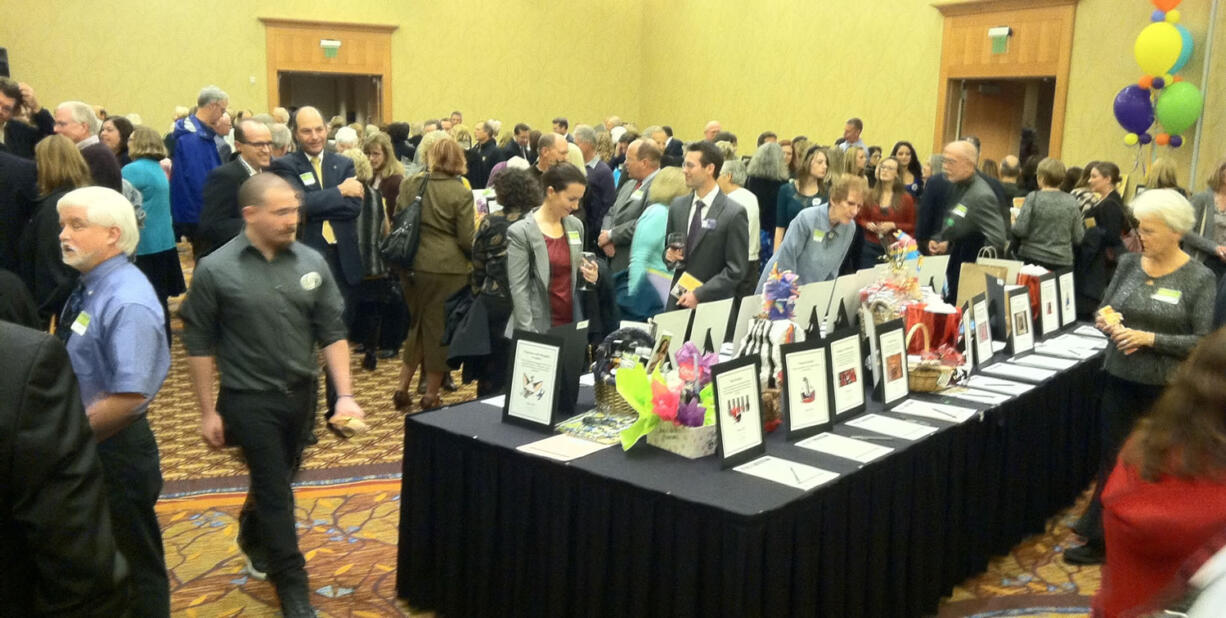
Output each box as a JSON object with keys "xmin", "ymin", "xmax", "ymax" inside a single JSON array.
[{"xmin": 1100, "ymin": 253, "xmax": 1215, "ymax": 385}]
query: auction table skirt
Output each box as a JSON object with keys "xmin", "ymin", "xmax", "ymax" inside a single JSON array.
[{"xmin": 397, "ymin": 355, "xmax": 1103, "ymax": 617}]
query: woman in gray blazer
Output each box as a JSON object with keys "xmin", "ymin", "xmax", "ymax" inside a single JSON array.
[
  {"xmin": 1183, "ymin": 160, "xmax": 1226, "ymax": 279},
  {"xmin": 507, "ymin": 163, "xmax": 599, "ymax": 334}
]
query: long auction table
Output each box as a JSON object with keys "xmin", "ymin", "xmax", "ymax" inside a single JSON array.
[{"xmin": 397, "ymin": 352, "xmax": 1103, "ymax": 617}]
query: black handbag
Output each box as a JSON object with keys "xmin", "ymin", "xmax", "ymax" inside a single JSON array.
[{"xmin": 379, "ymin": 175, "xmax": 429, "ymax": 274}]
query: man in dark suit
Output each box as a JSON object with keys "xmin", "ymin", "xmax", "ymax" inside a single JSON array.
[
  {"xmin": 0, "ymin": 321, "xmax": 131, "ymax": 616},
  {"xmin": 599, "ymin": 139, "xmax": 661, "ymax": 272},
  {"xmin": 662, "ymin": 125, "xmax": 684, "ymax": 167},
  {"xmin": 503, "ymin": 122, "xmax": 536, "ymax": 164},
  {"xmin": 198, "ymin": 119, "xmax": 273, "ymax": 258},
  {"xmin": 0, "ymin": 79, "xmax": 53, "ymax": 159},
  {"xmin": 470, "ymin": 120, "xmax": 504, "ymax": 189},
  {"xmin": 270, "ymin": 106, "xmax": 364, "ymax": 430},
  {"xmin": 53, "ymin": 100, "xmax": 122, "ymax": 191},
  {"xmin": 664, "ymin": 141, "xmax": 749, "ymax": 309},
  {"xmin": 0, "ymin": 150, "xmax": 37, "ymax": 271},
  {"xmin": 574, "ymin": 125, "xmax": 615, "ymax": 249}
]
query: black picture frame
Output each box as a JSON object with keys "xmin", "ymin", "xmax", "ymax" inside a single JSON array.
[
  {"xmin": 826, "ymin": 325, "xmax": 867, "ymax": 422},
  {"xmin": 971, "ymin": 292, "xmax": 994, "ymax": 366},
  {"xmin": 711, "ymin": 355, "xmax": 767, "ymax": 469},
  {"xmin": 1035, "ymin": 271, "xmax": 1060, "ymax": 340},
  {"xmin": 503, "ymin": 330, "xmax": 565, "ymax": 431},
  {"xmin": 546, "ymin": 320, "xmax": 590, "ymax": 420},
  {"xmin": 780, "ymin": 337, "xmax": 832, "ymax": 440},
  {"xmin": 1004, "ymin": 286, "xmax": 1034, "ymax": 356},
  {"xmin": 873, "ymin": 318, "xmax": 909, "ymax": 408},
  {"xmin": 1055, "ymin": 266, "xmax": 1076, "ymax": 328}
]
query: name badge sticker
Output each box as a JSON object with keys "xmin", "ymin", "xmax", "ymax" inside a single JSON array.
[
  {"xmin": 567, "ymin": 230, "xmax": 582, "ymax": 245},
  {"xmin": 1152, "ymin": 288, "xmax": 1182, "ymax": 304},
  {"xmin": 71, "ymin": 311, "xmax": 91, "ymax": 336},
  {"xmin": 299, "ymin": 172, "xmax": 317, "ymax": 186},
  {"xmin": 300, "ymin": 271, "xmax": 322, "ymax": 291},
  {"xmin": 631, "ymin": 190, "xmax": 645, "ymax": 201},
  {"xmin": 702, "ymin": 218, "xmax": 718, "ymax": 230},
  {"xmin": 952, "ymin": 204, "xmax": 968, "ymax": 218},
  {"xmin": 812, "ymin": 229, "xmax": 826, "ymax": 242}
]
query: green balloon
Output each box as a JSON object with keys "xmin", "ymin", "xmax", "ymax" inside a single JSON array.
[{"xmin": 1155, "ymin": 81, "xmax": 1204, "ymax": 135}]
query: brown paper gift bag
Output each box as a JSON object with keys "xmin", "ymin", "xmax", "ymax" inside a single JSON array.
[{"xmin": 956, "ymin": 262, "xmax": 1008, "ymax": 309}]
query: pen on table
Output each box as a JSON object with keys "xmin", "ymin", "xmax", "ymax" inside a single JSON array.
[
  {"xmin": 791, "ymin": 467, "xmax": 803, "ymax": 483},
  {"xmin": 846, "ymin": 434, "xmax": 894, "ymax": 441}
]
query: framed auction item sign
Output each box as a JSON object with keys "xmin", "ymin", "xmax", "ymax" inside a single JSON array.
[
  {"xmin": 1005, "ymin": 286, "xmax": 1035, "ymax": 356},
  {"xmin": 712, "ymin": 355, "xmax": 766, "ymax": 468},
  {"xmin": 503, "ymin": 331, "xmax": 564, "ymax": 431},
  {"xmin": 826, "ymin": 326, "xmax": 866, "ymax": 422},
  {"xmin": 873, "ymin": 318, "xmax": 909, "ymax": 408},
  {"xmin": 780, "ymin": 338, "xmax": 831, "ymax": 440}
]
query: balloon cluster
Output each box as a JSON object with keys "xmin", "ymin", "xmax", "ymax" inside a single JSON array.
[{"xmin": 1112, "ymin": 0, "xmax": 1204, "ymax": 148}]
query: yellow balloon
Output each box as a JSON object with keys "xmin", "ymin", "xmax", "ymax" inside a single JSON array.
[
  {"xmin": 1165, "ymin": 9, "xmax": 1181, "ymax": 23},
  {"xmin": 1124, "ymin": 133, "xmax": 1140, "ymax": 146},
  {"xmin": 1134, "ymin": 22, "xmax": 1182, "ymax": 76}
]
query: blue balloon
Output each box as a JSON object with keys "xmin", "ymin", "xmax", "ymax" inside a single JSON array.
[
  {"xmin": 1152, "ymin": 9, "xmax": 1165, "ymax": 21},
  {"xmin": 1171, "ymin": 25, "xmax": 1194, "ymax": 74},
  {"xmin": 1113, "ymin": 85, "xmax": 1155, "ymax": 134}
]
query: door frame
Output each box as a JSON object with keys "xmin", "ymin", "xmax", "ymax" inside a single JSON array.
[
  {"xmin": 260, "ymin": 18, "xmax": 397, "ymax": 122},
  {"xmin": 932, "ymin": 0, "xmax": 1078, "ymax": 157}
]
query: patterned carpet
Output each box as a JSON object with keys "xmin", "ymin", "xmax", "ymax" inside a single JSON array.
[{"xmin": 153, "ymin": 246, "xmax": 1101, "ymax": 616}]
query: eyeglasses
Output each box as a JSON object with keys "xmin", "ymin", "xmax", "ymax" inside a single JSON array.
[{"xmin": 241, "ymin": 140, "xmax": 274, "ymax": 149}]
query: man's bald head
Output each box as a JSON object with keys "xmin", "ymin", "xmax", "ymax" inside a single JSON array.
[
  {"xmin": 704, "ymin": 121, "xmax": 721, "ymax": 141},
  {"xmin": 293, "ymin": 106, "xmax": 327, "ymax": 155},
  {"xmin": 1000, "ymin": 154, "xmax": 1020, "ymax": 180},
  {"xmin": 240, "ymin": 173, "xmax": 301, "ymax": 249},
  {"xmin": 942, "ymin": 140, "xmax": 979, "ymax": 182}
]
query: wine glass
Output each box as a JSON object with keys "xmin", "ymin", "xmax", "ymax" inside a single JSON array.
[{"xmin": 578, "ymin": 251, "xmax": 597, "ymax": 291}]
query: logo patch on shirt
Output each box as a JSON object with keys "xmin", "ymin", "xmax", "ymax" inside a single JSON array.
[{"xmin": 300, "ymin": 272, "xmax": 323, "ymax": 291}]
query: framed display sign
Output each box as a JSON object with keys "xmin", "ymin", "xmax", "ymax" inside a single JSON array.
[
  {"xmin": 503, "ymin": 330, "xmax": 564, "ymax": 431},
  {"xmin": 972, "ymin": 292, "xmax": 994, "ymax": 366},
  {"xmin": 874, "ymin": 318, "xmax": 909, "ymax": 408},
  {"xmin": 712, "ymin": 355, "xmax": 767, "ymax": 468},
  {"xmin": 826, "ymin": 325, "xmax": 866, "ymax": 422},
  {"xmin": 1005, "ymin": 286, "xmax": 1035, "ymax": 356},
  {"xmin": 780, "ymin": 338, "xmax": 832, "ymax": 440},
  {"xmin": 1037, "ymin": 272, "xmax": 1060, "ymax": 339},
  {"xmin": 1057, "ymin": 267, "xmax": 1076, "ymax": 328}
]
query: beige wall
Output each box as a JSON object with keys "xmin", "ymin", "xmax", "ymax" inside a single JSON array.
[
  {"xmin": 0, "ymin": 0, "xmax": 644, "ymax": 134},
  {"xmin": 1, "ymin": 0, "xmax": 1219, "ymax": 184},
  {"xmin": 639, "ymin": 0, "xmax": 944, "ymax": 155}
]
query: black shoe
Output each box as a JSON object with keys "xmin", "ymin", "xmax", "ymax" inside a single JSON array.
[
  {"xmin": 353, "ymin": 344, "xmax": 367, "ymax": 354},
  {"xmin": 276, "ymin": 583, "xmax": 317, "ymax": 617},
  {"xmin": 378, "ymin": 349, "xmax": 398, "ymax": 359},
  {"xmin": 442, "ymin": 374, "xmax": 458, "ymax": 392},
  {"xmin": 238, "ymin": 545, "xmax": 269, "ymax": 581},
  {"xmin": 304, "ymin": 431, "xmax": 319, "ymax": 446},
  {"xmin": 362, "ymin": 350, "xmax": 377, "ymax": 372},
  {"xmin": 1062, "ymin": 543, "xmax": 1105, "ymax": 565}
]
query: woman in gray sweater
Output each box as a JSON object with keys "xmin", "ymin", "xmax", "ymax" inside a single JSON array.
[
  {"xmin": 1012, "ymin": 157, "xmax": 1084, "ymax": 270},
  {"xmin": 1065, "ymin": 188, "xmax": 1215, "ymax": 566}
]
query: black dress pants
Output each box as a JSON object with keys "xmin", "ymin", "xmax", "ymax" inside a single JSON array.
[
  {"xmin": 218, "ymin": 382, "xmax": 315, "ymax": 590},
  {"xmin": 97, "ymin": 415, "xmax": 169, "ymax": 617},
  {"xmin": 1076, "ymin": 372, "xmax": 1164, "ymax": 547}
]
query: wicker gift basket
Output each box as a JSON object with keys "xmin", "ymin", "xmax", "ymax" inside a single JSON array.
[{"xmin": 905, "ymin": 323, "xmax": 954, "ymax": 392}]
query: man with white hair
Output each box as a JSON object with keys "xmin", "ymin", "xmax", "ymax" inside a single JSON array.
[
  {"xmin": 928, "ymin": 140, "xmax": 1007, "ymax": 296},
  {"xmin": 170, "ymin": 85, "xmax": 229, "ymax": 259},
  {"xmin": 53, "ymin": 100, "xmax": 122, "ymax": 191},
  {"xmin": 471, "ymin": 120, "xmax": 504, "ymax": 189},
  {"xmin": 574, "ymin": 125, "xmax": 615, "ymax": 248},
  {"xmin": 270, "ymin": 122, "xmax": 292, "ymax": 157},
  {"xmin": 56, "ymin": 186, "xmax": 171, "ymax": 617},
  {"xmin": 271, "ymin": 106, "xmax": 290, "ymax": 125},
  {"xmin": 703, "ymin": 120, "xmax": 722, "ymax": 142}
]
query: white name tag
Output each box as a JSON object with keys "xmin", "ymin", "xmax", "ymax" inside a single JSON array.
[
  {"xmin": 631, "ymin": 190, "xmax": 644, "ymax": 201},
  {"xmin": 952, "ymin": 204, "xmax": 968, "ymax": 218},
  {"xmin": 71, "ymin": 311, "xmax": 91, "ymax": 336},
  {"xmin": 1151, "ymin": 288, "xmax": 1182, "ymax": 304},
  {"xmin": 299, "ymin": 172, "xmax": 317, "ymax": 186},
  {"xmin": 702, "ymin": 218, "xmax": 718, "ymax": 230},
  {"xmin": 812, "ymin": 229, "xmax": 826, "ymax": 242},
  {"xmin": 567, "ymin": 230, "xmax": 582, "ymax": 245}
]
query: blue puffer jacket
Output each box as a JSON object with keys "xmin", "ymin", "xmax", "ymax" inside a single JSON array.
[{"xmin": 169, "ymin": 115, "xmax": 221, "ymax": 225}]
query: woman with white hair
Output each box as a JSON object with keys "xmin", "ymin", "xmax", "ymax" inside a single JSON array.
[
  {"xmin": 746, "ymin": 141, "xmax": 789, "ymax": 267},
  {"xmin": 1065, "ymin": 188, "xmax": 1216, "ymax": 566}
]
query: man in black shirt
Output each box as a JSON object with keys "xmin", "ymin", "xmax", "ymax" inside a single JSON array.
[{"xmin": 180, "ymin": 173, "xmax": 365, "ymax": 618}]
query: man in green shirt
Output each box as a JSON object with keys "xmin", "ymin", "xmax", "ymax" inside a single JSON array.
[{"xmin": 180, "ymin": 173, "xmax": 365, "ymax": 618}]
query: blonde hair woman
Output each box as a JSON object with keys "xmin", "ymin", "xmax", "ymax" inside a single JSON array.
[
  {"xmin": 23, "ymin": 135, "xmax": 92, "ymax": 321},
  {"xmin": 622, "ymin": 166, "xmax": 688, "ymax": 319},
  {"xmin": 364, "ymin": 133, "xmax": 406, "ymax": 220}
]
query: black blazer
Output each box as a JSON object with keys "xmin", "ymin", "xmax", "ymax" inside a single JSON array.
[
  {"xmin": 19, "ymin": 187, "xmax": 78, "ymax": 322},
  {"xmin": 197, "ymin": 158, "xmax": 252, "ymax": 259},
  {"xmin": 503, "ymin": 141, "xmax": 536, "ymax": 165},
  {"xmin": 664, "ymin": 190, "xmax": 749, "ymax": 309},
  {"xmin": 270, "ymin": 151, "xmax": 363, "ymax": 286},
  {"xmin": 0, "ymin": 323, "xmax": 129, "ymax": 615},
  {"xmin": 0, "ymin": 151, "xmax": 37, "ymax": 271},
  {"xmin": 0, "ymin": 109, "xmax": 54, "ymax": 159}
]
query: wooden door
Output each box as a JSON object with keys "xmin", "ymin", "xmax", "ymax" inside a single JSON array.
[{"xmin": 959, "ymin": 81, "xmax": 1026, "ymax": 163}]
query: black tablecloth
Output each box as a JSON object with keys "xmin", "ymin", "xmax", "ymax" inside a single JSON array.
[{"xmin": 397, "ymin": 351, "xmax": 1104, "ymax": 617}]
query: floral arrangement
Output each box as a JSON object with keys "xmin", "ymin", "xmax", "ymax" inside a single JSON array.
[{"xmin": 616, "ymin": 341, "xmax": 718, "ymax": 450}]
